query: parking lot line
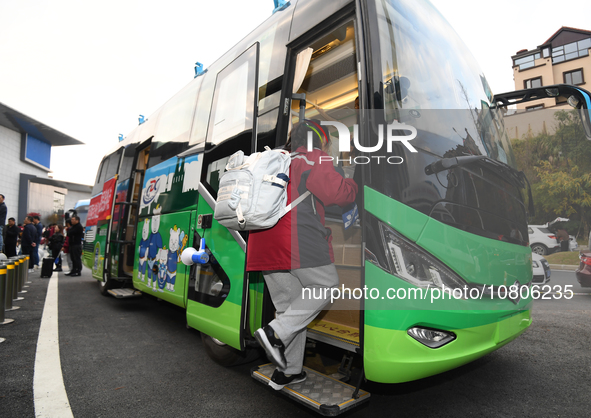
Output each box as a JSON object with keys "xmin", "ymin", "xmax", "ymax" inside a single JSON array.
[{"xmin": 33, "ymin": 272, "xmax": 73, "ymax": 418}]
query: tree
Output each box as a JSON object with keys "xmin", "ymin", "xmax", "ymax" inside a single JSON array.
[
  {"xmin": 511, "ymin": 109, "xmax": 591, "ymax": 235},
  {"xmin": 535, "ymin": 161, "xmax": 591, "ymax": 237}
]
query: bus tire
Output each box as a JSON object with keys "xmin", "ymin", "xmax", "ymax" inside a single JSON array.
[
  {"xmin": 99, "ymin": 271, "xmax": 112, "ymax": 296},
  {"xmin": 201, "ymin": 333, "xmax": 259, "ymax": 366}
]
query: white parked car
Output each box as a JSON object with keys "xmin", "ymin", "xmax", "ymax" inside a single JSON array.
[
  {"xmin": 528, "ymin": 225, "xmax": 560, "ymax": 255},
  {"xmin": 532, "ymin": 253, "xmax": 551, "ymax": 285}
]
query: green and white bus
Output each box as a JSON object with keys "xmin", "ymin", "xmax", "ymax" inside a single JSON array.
[{"xmin": 83, "ymin": 0, "xmax": 591, "ymax": 414}]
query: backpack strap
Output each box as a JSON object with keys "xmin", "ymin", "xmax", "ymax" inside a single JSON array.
[
  {"xmin": 283, "ymin": 150, "xmax": 315, "ymax": 214},
  {"xmin": 283, "ymin": 190, "xmax": 311, "ymax": 214}
]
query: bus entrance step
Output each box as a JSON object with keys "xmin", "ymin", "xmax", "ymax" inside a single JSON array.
[
  {"xmin": 107, "ymin": 288, "xmax": 142, "ymax": 298},
  {"xmin": 251, "ymin": 364, "xmax": 370, "ymax": 416}
]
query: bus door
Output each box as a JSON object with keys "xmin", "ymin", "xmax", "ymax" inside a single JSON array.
[
  {"xmin": 249, "ymin": 13, "xmax": 373, "ymax": 412},
  {"xmin": 282, "ymin": 17, "xmax": 364, "ymax": 354},
  {"xmin": 87, "ymin": 148, "xmax": 123, "ymax": 282},
  {"xmin": 110, "ymin": 142, "xmax": 151, "ymax": 278},
  {"xmin": 185, "ymin": 43, "xmax": 259, "ymax": 351}
]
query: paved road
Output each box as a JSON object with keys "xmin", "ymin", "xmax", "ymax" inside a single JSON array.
[{"xmin": 1, "ymin": 268, "xmax": 590, "ymax": 417}]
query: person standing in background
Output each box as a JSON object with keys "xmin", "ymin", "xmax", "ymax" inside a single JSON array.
[
  {"xmin": 22, "ymin": 216, "xmax": 38, "ymax": 272},
  {"xmin": 555, "ymin": 225, "xmax": 570, "ymax": 252},
  {"xmin": 32, "ymin": 215, "xmax": 44, "ymax": 269},
  {"xmin": 49, "ymin": 224, "xmax": 65, "ymax": 272},
  {"xmin": 0, "ymin": 194, "xmax": 7, "ymax": 254},
  {"xmin": 62, "ymin": 220, "xmax": 73, "ymax": 272},
  {"xmin": 4, "ymin": 217, "xmax": 20, "ymax": 258},
  {"xmin": 66, "ymin": 215, "xmax": 83, "ymax": 276}
]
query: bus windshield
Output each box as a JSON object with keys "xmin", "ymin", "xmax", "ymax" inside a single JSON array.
[
  {"xmin": 375, "ymin": 0, "xmax": 515, "ymax": 167},
  {"xmin": 367, "ymin": 0, "xmax": 527, "ymax": 244}
]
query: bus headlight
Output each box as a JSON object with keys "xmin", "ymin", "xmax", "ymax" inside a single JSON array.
[{"xmin": 378, "ymin": 222, "xmax": 468, "ymax": 291}]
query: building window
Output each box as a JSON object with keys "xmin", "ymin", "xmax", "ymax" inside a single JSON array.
[
  {"xmin": 53, "ymin": 192, "xmax": 65, "ymax": 220},
  {"xmin": 564, "ymin": 69, "xmax": 585, "ymax": 85},
  {"xmin": 526, "ymin": 104, "xmax": 545, "ymax": 112},
  {"xmin": 552, "ymin": 38, "xmax": 591, "ymax": 63},
  {"xmin": 514, "ymin": 52, "xmax": 541, "ymax": 70},
  {"xmin": 524, "ymin": 77, "xmax": 542, "ymax": 89}
]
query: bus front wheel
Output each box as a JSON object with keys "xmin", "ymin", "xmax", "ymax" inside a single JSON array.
[{"xmin": 201, "ymin": 333, "xmax": 258, "ymax": 366}]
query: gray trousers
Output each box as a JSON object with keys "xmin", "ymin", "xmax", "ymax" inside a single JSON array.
[{"xmin": 263, "ymin": 264, "xmax": 339, "ymax": 375}]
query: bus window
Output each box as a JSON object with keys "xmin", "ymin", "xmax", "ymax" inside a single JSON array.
[
  {"xmin": 91, "ymin": 148, "xmax": 122, "ymax": 196},
  {"xmin": 290, "ymin": 20, "xmax": 359, "ymax": 173},
  {"xmin": 206, "ymin": 43, "xmax": 258, "ymax": 146},
  {"xmin": 119, "ymin": 143, "xmax": 137, "ymax": 182},
  {"xmin": 149, "ymin": 77, "xmax": 202, "ymax": 167},
  {"xmin": 91, "ymin": 159, "xmax": 106, "ymax": 196},
  {"xmin": 104, "ymin": 148, "xmax": 122, "ymax": 181},
  {"xmin": 201, "ymin": 44, "xmax": 259, "ymax": 197},
  {"xmin": 189, "ymin": 72, "xmax": 215, "ymax": 146}
]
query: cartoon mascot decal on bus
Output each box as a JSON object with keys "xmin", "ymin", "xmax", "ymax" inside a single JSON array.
[
  {"xmin": 146, "ymin": 205, "xmax": 163, "ymax": 289},
  {"xmin": 156, "ymin": 248, "xmax": 168, "ymax": 292},
  {"xmin": 165, "ymin": 225, "xmax": 188, "ymax": 292},
  {"xmin": 138, "ymin": 218, "xmax": 150, "ymax": 282}
]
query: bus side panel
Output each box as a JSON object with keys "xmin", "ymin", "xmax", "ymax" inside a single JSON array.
[
  {"xmin": 138, "ymin": 155, "xmax": 202, "ymax": 219},
  {"xmin": 90, "ymin": 224, "xmax": 108, "ymax": 279},
  {"xmin": 248, "ymin": 272, "xmax": 265, "ymax": 338},
  {"xmin": 132, "ymin": 210, "xmax": 193, "ymax": 308},
  {"xmin": 82, "ymin": 226, "xmax": 95, "ymax": 269},
  {"xmin": 186, "ymin": 195, "xmax": 246, "ymax": 350}
]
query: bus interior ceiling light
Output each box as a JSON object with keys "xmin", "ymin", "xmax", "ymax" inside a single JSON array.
[
  {"xmin": 407, "ymin": 327, "xmax": 456, "ymax": 349},
  {"xmin": 378, "ymin": 222, "xmax": 468, "ymax": 292}
]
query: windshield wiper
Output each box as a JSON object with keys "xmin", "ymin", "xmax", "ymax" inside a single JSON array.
[{"xmin": 424, "ymin": 155, "xmax": 535, "ymax": 216}]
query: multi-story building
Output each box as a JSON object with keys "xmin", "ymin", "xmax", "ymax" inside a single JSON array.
[
  {"xmin": 0, "ymin": 101, "xmax": 92, "ymax": 226},
  {"xmin": 505, "ymin": 27, "xmax": 591, "ymax": 139}
]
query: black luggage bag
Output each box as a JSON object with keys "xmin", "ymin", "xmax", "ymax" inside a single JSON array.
[{"xmin": 41, "ymin": 257, "xmax": 55, "ymax": 278}]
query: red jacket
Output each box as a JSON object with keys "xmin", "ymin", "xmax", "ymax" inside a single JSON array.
[{"xmin": 247, "ymin": 147, "xmax": 358, "ymax": 271}]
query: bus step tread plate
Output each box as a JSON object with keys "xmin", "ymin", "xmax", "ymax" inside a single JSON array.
[
  {"xmin": 306, "ymin": 319, "xmax": 360, "ymax": 353},
  {"xmin": 251, "ymin": 364, "xmax": 370, "ymax": 416},
  {"xmin": 107, "ymin": 288, "xmax": 142, "ymax": 298}
]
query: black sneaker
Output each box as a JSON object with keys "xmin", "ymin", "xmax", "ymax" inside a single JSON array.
[
  {"xmin": 268, "ymin": 369, "xmax": 307, "ymax": 390},
  {"xmin": 254, "ymin": 326, "xmax": 287, "ymax": 369}
]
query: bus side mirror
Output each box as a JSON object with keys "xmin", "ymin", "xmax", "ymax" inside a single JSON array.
[
  {"xmin": 573, "ymin": 91, "xmax": 591, "ymax": 141},
  {"xmin": 495, "ymin": 84, "xmax": 591, "ymax": 141}
]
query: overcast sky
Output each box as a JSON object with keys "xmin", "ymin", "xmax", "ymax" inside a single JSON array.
[{"xmin": 1, "ymin": 0, "xmax": 590, "ymax": 187}]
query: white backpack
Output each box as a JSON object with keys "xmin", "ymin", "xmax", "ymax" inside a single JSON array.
[{"xmin": 213, "ymin": 147, "xmax": 310, "ymax": 231}]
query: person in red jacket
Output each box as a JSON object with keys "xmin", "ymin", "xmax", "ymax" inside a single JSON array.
[{"xmin": 249, "ymin": 120, "xmax": 358, "ymax": 390}]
